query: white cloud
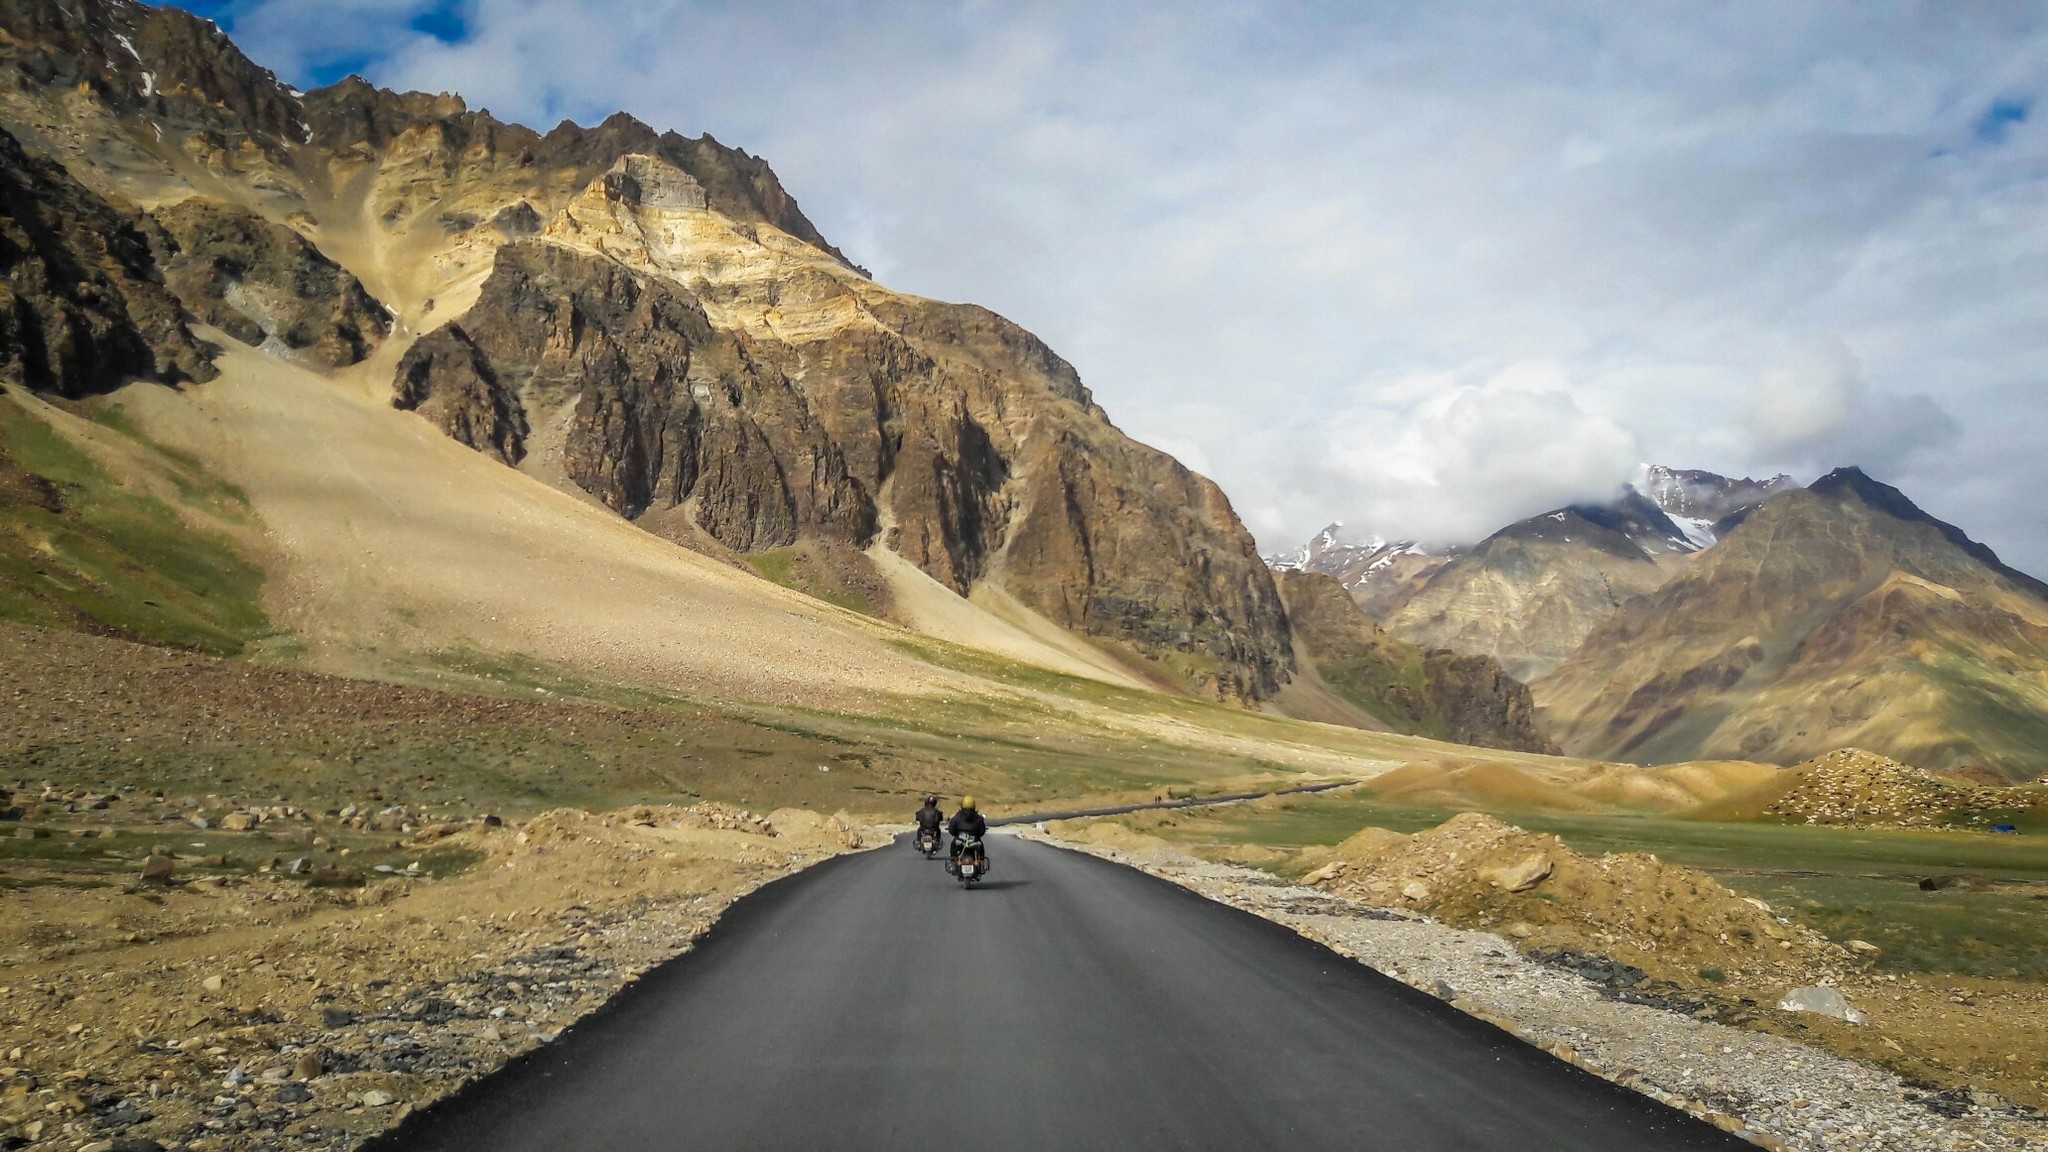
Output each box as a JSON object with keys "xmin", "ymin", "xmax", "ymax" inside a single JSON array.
[{"xmin": 197, "ymin": 0, "xmax": 2048, "ymax": 573}]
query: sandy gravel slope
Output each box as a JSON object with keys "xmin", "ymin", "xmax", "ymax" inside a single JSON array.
[{"xmin": 109, "ymin": 339, "xmax": 965, "ymax": 709}]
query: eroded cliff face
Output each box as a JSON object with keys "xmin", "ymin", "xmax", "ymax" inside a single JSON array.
[
  {"xmin": 0, "ymin": 1, "xmax": 1298, "ymax": 702},
  {"xmin": 1278, "ymin": 571, "xmax": 1552, "ymax": 753},
  {"xmin": 392, "ymin": 155, "xmax": 1292, "ymax": 697},
  {"xmin": 150, "ymin": 197, "xmax": 389, "ymax": 367},
  {"xmin": 0, "ymin": 124, "xmax": 211, "ymax": 396}
]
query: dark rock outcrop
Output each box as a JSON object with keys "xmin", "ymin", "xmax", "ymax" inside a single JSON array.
[
  {"xmin": 149, "ymin": 197, "xmax": 389, "ymax": 366},
  {"xmin": 393, "ymin": 241, "xmax": 875, "ymax": 551},
  {"xmin": 0, "ymin": 124, "xmax": 211, "ymax": 396},
  {"xmin": 1278, "ymin": 571, "xmax": 1553, "ymax": 752}
]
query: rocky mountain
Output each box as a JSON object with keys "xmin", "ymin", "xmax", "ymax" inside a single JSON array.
[
  {"xmin": 1266, "ymin": 468, "xmax": 1798, "ymax": 684},
  {"xmin": 1264, "ymin": 524, "xmax": 1451, "ymax": 621},
  {"xmin": 1369, "ymin": 489, "xmax": 1698, "ymax": 682},
  {"xmin": 1636, "ymin": 465, "xmax": 1795, "ymax": 548},
  {"xmin": 0, "ymin": 0, "xmax": 1308, "ymax": 705},
  {"xmin": 1535, "ymin": 468, "xmax": 2048, "ymax": 779},
  {"xmin": 1275, "ymin": 571, "xmax": 1552, "ymax": 753}
]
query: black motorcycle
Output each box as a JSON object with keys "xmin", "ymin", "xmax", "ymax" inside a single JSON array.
[{"xmin": 951, "ymin": 834, "xmax": 989, "ymax": 888}]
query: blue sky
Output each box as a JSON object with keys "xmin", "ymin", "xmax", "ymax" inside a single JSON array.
[{"xmin": 175, "ymin": 1, "xmax": 2048, "ymax": 571}]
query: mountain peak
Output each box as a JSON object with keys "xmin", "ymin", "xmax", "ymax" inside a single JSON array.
[{"xmin": 1808, "ymin": 466, "xmax": 2047, "ymax": 599}]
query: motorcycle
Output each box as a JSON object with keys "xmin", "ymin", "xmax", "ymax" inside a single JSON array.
[
  {"xmin": 952, "ymin": 833, "xmax": 988, "ymax": 888},
  {"xmin": 914, "ymin": 827, "xmax": 940, "ymax": 858}
]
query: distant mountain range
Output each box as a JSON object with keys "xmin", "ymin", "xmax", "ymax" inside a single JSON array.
[{"xmin": 1269, "ymin": 466, "xmax": 2048, "ymax": 779}]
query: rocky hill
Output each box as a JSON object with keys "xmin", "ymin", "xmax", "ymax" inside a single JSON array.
[
  {"xmin": 1274, "ymin": 571, "xmax": 1552, "ymax": 752},
  {"xmin": 1265, "ymin": 470, "xmax": 1793, "ymax": 683},
  {"xmin": 1637, "ymin": 465, "xmax": 1795, "ymax": 548},
  {"xmin": 0, "ymin": 0, "xmax": 1299, "ymax": 703},
  {"xmin": 1535, "ymin": 469, "xmax": 2048, "ymax": 779},
  {"xmin": 1369, "ymin": 489, "xmax": 1697, "ymax": 681},
  {"xmin": 1715, "ymin": 748, "xmax": 2048, "ymax": 830}
]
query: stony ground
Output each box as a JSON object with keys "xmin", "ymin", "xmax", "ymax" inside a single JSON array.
[
  {"xmin": 1027, "ymin": 826, "xmax": 2048, "ymax": 1152},
  {"xmin": 0, "ymin": 803, "xmax": 879, "ymax": 1151},
  {"xmin": 1763, "ymin": 750, "xmax": 2048, "ymax": 830}
]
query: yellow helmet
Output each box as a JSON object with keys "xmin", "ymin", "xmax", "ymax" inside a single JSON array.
[{"xmin": 961, "ymin": 796, "xmax": 977, "ymax": 810}]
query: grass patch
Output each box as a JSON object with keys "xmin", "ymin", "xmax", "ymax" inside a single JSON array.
[
  {"xmin": 1123, "ymin": 786, "xmax": 2048, "ymax": 977},
  {"xmin": 0, "ymin": 397, "xmax": 269, "ymax": 653}
]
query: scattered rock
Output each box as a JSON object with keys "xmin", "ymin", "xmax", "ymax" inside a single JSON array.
[
  {"xmin": 1847, "ymin": 939, "xmax": 1882, "ymax": 958},
  {"xmin": 361, "ymin": 1089, "xmax": 394, "ymax": 1108},
  {"xmin": 218, "ymin": 812, "xmax": 257, "ymax": 831},
  {"xmin": 138, "ymin": 854, "xmax": 175, "ymax": 885},
  {"xmin": 308, "ymin": 867, "xmax": 365, "ymax": 888},
  {"xmin": 275, "ymin": 1084, "xmax": 312, "ymax": 1104},
  {"xmin": 1299, "ymin": 861, "xmax": 1348, "ymax": 886},
  {"xmin": 201, "ymin": 975, "xmax": 224, "ymax": 992},
  {"xmin": 1481, "ymin": 853, "xmax": 1553, "ymax": 893},
  {"xmin": 1778, "ymin": 986, "xmax": 1869, "ymax": 1025}
]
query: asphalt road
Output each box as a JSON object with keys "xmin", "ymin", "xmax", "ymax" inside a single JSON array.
[{"xmin": 380, "ymin": 835, "xmax": 1755, "ymax": 1151}]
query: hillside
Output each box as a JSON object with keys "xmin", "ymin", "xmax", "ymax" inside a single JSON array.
[
  {"xmin": 1274, "ymin": 570, "xmax": 1551, "ymax": 753},
  {"xmin": 1535, "ymin": 469, "xmax": 2048, "ymax": 779},
  {"xmin": 1373, "ymin": 490, "xmax": 1696, "ymax": 681},
  {"xmin": 0, "ymin": 0, "xmax": 1294, "ymax": 703}
]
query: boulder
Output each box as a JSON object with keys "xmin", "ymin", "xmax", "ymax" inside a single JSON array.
[
  {"xmin": 1300, "ymin": 860, "xmax": 1349, "ymax": 886},
  {"xmin": 218, "ymin": 812, "xmax": 257, "ymax": 831},
  {"xmin": 1482, "ymin": 853, "xmax": 1553, "ymax": 893},
  {"xmin": 1777, "ymin": 986, "xmax": 1868, "ymax": 1025}
]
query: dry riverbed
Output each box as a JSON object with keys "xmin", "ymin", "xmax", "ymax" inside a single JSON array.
[
  {"xmin": 1, "ymin": 803, "xmax": 877, "ymax": 1151},
  {"xmin": 1022, "ymin": 825, "xmax": 2048, "ymax": 1152}
]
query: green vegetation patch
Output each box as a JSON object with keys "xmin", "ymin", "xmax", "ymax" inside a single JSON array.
[{"xmin": 0, "ymin": 396, "xmax": 268, "ymax": 653}]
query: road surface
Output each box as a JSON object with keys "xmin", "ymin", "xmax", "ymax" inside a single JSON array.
[{"xmin": 379, "ymin": 834, "xmax": 1754, "ymax": 1151}]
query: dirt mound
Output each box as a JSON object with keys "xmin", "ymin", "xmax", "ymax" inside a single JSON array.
[
  {"xmin": 1307, "ymin": 812, "xmax": 1845, "ymax": 985},
  {"xmin": 1762, "ymin": 749, "xmax": 2045, "ymax": 829}
]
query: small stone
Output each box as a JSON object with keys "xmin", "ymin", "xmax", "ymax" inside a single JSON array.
[
  {"xmin": 139, "ymin": 854, "xmax": 175, "ymax": 884},
  {"xmin": 275, "ymin": 1084, "xmax": 312, "ymax": 1104},
  {"xmin": 1400, "ymin": 880, "xmax": 1432, "ymax": 903},
  {"xmin": 320, "ymin": 1008, "xmax": 353, "ymax": 1028},
  {"xmin": 1299, "ymin": 861, "xmax": 1347, "ymax": 885},
  {"xmin": 362, "ymin": 1089, "xmax": 394, "ymax": 1107},
  {"xmin": 111, "ymin": 1140, "xmax": 168, "ymax": 1152},
  {"xmin": 219, "ymin": 813, "xmax": 256, "ymax": 832},
  {"xmin": 201, "ymin": 975, "xmax": 224, "ymax": 992},
  {"xmin": 1847, "ymin": 939, "xmax": 1882, "ymax": 958},
  {"xmin": 1777, "ymin": 986, "xmax": 1867, "ymax": 1025}
]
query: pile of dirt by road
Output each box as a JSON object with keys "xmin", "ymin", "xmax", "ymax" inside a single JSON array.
[
  {"xmin": 1300, "ymin": 812, "xmax": 1847, "ymax": 988},
  {"xmin": 1750, "ymin": 749, "xmax": 2047, "ymax": 830},
  {"xmin": 0, "ymin": 802, "xmax": 879, "ymax": 1151}
]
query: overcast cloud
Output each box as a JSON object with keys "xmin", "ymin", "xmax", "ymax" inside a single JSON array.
[{"xmin": 185, "ymin": 0, "xmax": 2048, "ymax": 570}]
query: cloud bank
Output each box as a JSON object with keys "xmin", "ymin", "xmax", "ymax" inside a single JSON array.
[{"xmin": 182, "ymin": 0, "xmax": 2048, "ymax": 571}]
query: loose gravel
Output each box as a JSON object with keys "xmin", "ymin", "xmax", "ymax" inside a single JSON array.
[{"xmin": 1025, "ymin": 830, "xmax": 2048, "ymax": 1152}]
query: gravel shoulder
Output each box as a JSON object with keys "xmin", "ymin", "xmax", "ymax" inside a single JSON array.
[
  {"xmin": 1023, "ymin": 828, "xmax": 2048, "ymax": 1152},
  {"xmin": 0, "ymin": 805, "xmax": 881, "ymax": 1151}
]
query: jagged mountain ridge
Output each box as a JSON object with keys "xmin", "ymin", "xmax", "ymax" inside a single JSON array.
[
  {"xmin": 1265, "ymin": 468, "xmax": 1796, "ymax": 682},
  {"xmin": 1534, "ymin": 468, "xmax": 2048, "ymax": 779},
  {"xmin": 0, "ymin": 0, "xmax": 1309, "ymax": 705}
]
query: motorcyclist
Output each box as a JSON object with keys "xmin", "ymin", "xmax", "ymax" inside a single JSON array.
[
  {"xmin": 913, "ymin": 796, "xmax": 943, "ymax": 849},
  {"xmin": 947, "ymin": 796, "xmax": 987, "ymax": 863}
]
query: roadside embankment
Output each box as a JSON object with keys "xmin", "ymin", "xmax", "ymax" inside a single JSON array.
[
  {"xmin": 0, "ymin": 804, "xmax": 880, "ymax": 1151},
  {"xmin": 1023, "ymin": 822, "xmax": 2048, "ymax": 1152}
]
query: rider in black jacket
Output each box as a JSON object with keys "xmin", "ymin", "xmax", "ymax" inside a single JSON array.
[
  {"xmin": 947, "ymin": 796, "xmax": 987, "ymax": 860},
  {"xmin": 914, "ymin": 797, "xmax": 944, "ymax": 847}
]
